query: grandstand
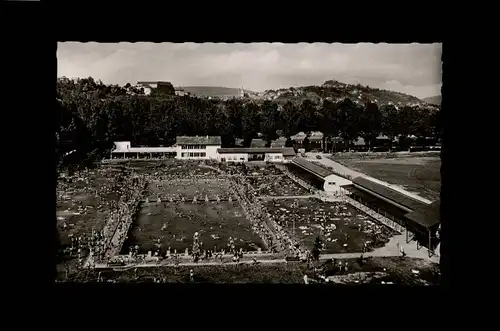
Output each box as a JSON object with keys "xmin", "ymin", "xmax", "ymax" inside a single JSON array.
[{"xmin": 342, "ymin": 177, "xmax": 440, "ymax": 256}]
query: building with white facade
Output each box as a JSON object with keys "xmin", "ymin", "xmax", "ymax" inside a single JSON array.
[
  {"xmin": 110, "ymin": 137, "xmax": 298, "ymax": 162},
  {"xmin": 176, "ymin": 136, "xmax": 221, "ymax": 160},
  {"xmin": 136, "ymin": 81, "xmax": 158, "ymax": 96},
  {"xmin": 216, "ymin": 147, "xmax": 295, "ymax": 163},
  {"xmin": 322, "ymin": 174, "xmax": 352, "ymax": 194},
  {"xmin": 110, "ymin": 141, "xmax": 177, "ymax": 159}
]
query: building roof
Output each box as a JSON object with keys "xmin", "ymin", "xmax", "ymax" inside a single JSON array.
[
  {"xmin": 343, "ymin": 184, "xmax": 409, "ymax": 220},
  {"xmin": 352, "ymin": 176, "xmax": 428, "ymax": 212},
  {"xmin": 404, "ymin": 200, "xmax": 440, "ymax": 229},
  {"xmin": 176, "ymin": 136, "xmax": 221, "ymax": 145},
  {"xmin": 290, "ymin": 132, "xmax": 307, "ymax": 141},
  {"xmin": 112, "ymin": 147, "xmax": 177, "ymax": 153},
  {"xmin": 291, "ymin": 158, "xmax": 334, "ymax": 179},
  {"xmin": 270, "ymin": 137, "xmax": 287, "ymax": 148},
  {"xmin": 354, "ymin": 137, "xmax": 366, "ymax": 146},
  {"xmin": 309, "ymin": 131, "xmax": 324, "ymax": 141},
  {"xmin": 217, "ymin": 147, "xmax": 292, "ymax": 154},
  {"xmin": 250, "ymin": 139, "xmax": 266, "ymax": 147},
  {"xmin": 281, "ymin": 147, "xmax": 296, "ymax": 157}
]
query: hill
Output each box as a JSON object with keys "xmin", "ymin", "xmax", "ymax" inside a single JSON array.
[
  {"xmin": 261, "ymin": 80, "xmax": 436, "ymax": 108},
  {"xmin": 176, "ymin": 86, "xmax": 254, "ymax": 98},
  {"xmin": 421, "ymin": 95, "xmax": 441, "ymax": 105}
]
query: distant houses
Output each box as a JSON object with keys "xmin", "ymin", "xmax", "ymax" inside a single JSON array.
[
  {"xmin": 286, "ymin": 131, "xmax": 439, "ymax": 153},
  {"xmin": 308, "ymin": 131, "xmax": 324, "ymax": 151},
  {"xmin": 250, "ymin": 138, "xmax": 266, "ymax": 148},
  {"xmin": 270, "ymin": 137, "xmax": 287, "ymax": 148},
  {"xmin": 174, "ymin": 88, "xmax": 190, "ymax": 97}
]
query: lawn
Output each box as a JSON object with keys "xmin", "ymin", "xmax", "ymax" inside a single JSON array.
[
  {"xmin": 336, "ymin": 157, "xmax": 441, "ymax": 201},
  {"xmin": 122, "ymin": 201, "xmax": 266, "ymax": 255},
  {"xmin": 264, "ymin": 198, "xmax": 398, "ymax": 254}
]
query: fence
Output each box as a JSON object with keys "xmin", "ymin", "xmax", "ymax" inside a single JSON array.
[{"xmin": 345, "ymin": 196, "xmax": 407, "ymax": 234}]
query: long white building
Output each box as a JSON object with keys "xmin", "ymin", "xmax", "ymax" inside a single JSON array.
[
  {"xmin": 110, "ymin": 136, "xmax": 222, "ymax": 160},
  {"xmin": 110, "ymin": 137, "xmax": 298, "ymax": 162},
  {"xmin": 110, "ymin": 141, "xmax": 177, "ymax": 159}
]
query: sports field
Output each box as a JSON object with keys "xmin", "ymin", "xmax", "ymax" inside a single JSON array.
[{"xmin": 336, "ymin": 157, "xmax": 441, "ymax": 201}]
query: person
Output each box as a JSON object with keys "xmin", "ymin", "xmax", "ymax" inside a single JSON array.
[
  {"xmin": 303, "ymin": 274, "xmax": 309, "ymax": 284},
  {"xmin": 400, "ymin": 245, "xmax": 406, "ymax": 257},
  {"xmin": 396, "ymin": 241, "xmax": 400, "ymax": 256},
  {"xmin": 189, "ymin": 269, "xmax": 194, "ymax": 283}
]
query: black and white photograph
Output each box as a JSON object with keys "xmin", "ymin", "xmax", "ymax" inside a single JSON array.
[{"xmin": 56, "ymin": 42, "xmax": 442, "ymax": 285}]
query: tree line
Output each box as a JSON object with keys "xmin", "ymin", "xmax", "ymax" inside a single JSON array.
[{"xmin": 56, "ymin": 77, "xmax": 442, "ymax": 169}]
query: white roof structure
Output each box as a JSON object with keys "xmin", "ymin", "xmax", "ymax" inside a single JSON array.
[{"xmin": 111, "ymin": 141, "xmax": 176, "ymax": 153}]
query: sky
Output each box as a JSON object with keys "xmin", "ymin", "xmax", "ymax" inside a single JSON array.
[{"xmin": 58, "ymin": 42, "xmax": 442, "ymax": 99}]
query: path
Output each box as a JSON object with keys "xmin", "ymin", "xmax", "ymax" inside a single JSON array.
[
  {"xmin": 319, "ymin": 231, "xmax": 439, "ymax": 263},
  {"xmin": 304, "ymin": 153, "xmax": 432, "ymax": 204},
  {"xmin": 93, "ymin": 258, "xmax": 287, "ymax": 269},
  {"xmin": 141, "ymin": 198, "xmax": 235, "ymax": 203},
  {"xmin": 304, "ymin": 153, "xmax": 361, "ymax": 179},
  {"xmin": 257, "ymin": 195, "xmax": 316, "ymax": 200}
]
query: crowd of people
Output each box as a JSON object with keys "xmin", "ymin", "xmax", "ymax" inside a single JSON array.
[
  {"xmin": 89, "ymin": 171, "xmax": 147, "ymax": 262},
  {"xmin": 59, "ymin": 161, "xmax": 324, "ymax": 272},
  {"xmin": 275, "ymin": 164, "xmax": 319, "ymax": 194},
  {"xmin": 57, "ymin": 168, "xmax": 128, "ymax": 266},
  {"xmin": 224, "ymin": 165, "xmax": 312, "ymax": 257}
]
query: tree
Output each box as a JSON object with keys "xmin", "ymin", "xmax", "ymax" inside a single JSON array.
[
  {"xmin": 318, "ymin": 99, "xmax": 339, "ymax": 152},
  {"xmin": 281, "ymin": 101, "xmax": 299, "ymax": 137},
  {"xmin": 311, "ymin": 236, "xmax": 322, "ymax": 261},
  {"xmin": 155, "ymin": 81, "xmax": 175, "ymax": 95},
  {"xmin": 298, "ymin": 99, "xmax": 318, "ymax": 133},
  {"xmin": 241, "ymin": 102, "xmax": 261, "ymax": 146},
  {"xmin": 55, "ymin": 77, "xmax": 438, "ymax": 170},
  {"xmin": 302, "ymin": 136, "xmax": 310, "ymax": 152},
  {"xmin": 260, "ymin": 100, "xmax": 281, "ymax": 143},
  {"xmin": 337, "ymin": 98, "xmax": 362, "ymax": 146},
  {"xmin": 381, "ymin": 104, "xmax": 400, "ymax": 147},
  {"xmin": 360, "ymin": 102, "xmax": 382, "ymax": 150}
]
